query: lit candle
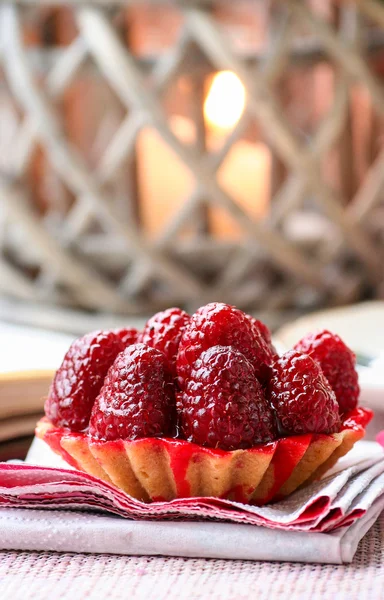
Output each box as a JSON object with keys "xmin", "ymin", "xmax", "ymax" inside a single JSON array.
[
  {"xmin": 137, "ymin": 117, "xmax": 195, "ymax": 238},
  {"xmin": 213, "ymin": 140, "xmax": 270, "ymax": 239},
  {"xmin": 205, "ymin": 71, "xmax": 270, "ymax": 238},
  {"xmin": 138, "ymin": 71, "xmax": 270, "ymax": 239}
]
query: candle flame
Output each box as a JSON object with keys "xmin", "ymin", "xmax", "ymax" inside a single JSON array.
[{"xmin": 204, "ymin": 71, "xmax": 246, "ymax": 131}]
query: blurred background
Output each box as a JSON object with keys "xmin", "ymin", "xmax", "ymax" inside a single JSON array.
[{"xmin": 0, "ymin": 0, "xmax": 384, "ymax": 458}]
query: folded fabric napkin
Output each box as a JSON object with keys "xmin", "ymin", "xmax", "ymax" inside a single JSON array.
[{"xmin": 0, "ymin": 439, "xmax": 383, "ymax": 563}]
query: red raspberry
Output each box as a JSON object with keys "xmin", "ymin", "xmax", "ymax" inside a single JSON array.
[
  {"xmin": 178, "ymin": 345, "xmax": 277, "ymax": 450},
  {"xmin": 89, "ymin": 343, "xmax": 175, "ymax": 441},
  {"xmin": 294, "ymin": 330, "xmax": 359, "ymax": 416},
  {"xmin": 45, "ymin": 331, "xmax": 124, "ymax": 431},
  {"xmin": 140, "ymin": 308, "xmax": 190, "ymax": 378},
  {"xmin": 176, "ymin": 303, "xmax": 274, "ymax": 388},
  {"xmin": 268, "ymin": 350, "xmax": 341, "ymax": 435},
  {"xmin": 114, "ymin": 327, "xmax": 139, "ymax": 347},
  {"xmin": 245, "ymin": 314, "xmax": 277, "ymax": 357}
]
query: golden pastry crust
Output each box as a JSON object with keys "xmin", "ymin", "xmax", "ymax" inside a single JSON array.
[{"xmin": 35, "ymin": 407, "xmax": 371, "ymax": 505}]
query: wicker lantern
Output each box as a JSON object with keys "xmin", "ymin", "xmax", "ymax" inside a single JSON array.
[{"xmin": 0, "ymin": 0, "xmax": 384, "ymax": 326}]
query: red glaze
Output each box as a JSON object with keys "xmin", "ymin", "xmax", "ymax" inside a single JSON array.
[
  {"xmin": 225, "ymin": 443, "xmax": 278, "ymax": 502},
  {"xmin": 342, "ymin": 407, "xmax": 373, "ymax": 431},
  {"xmin": 228, "ymin": 485, "xmax": 251, "ymax": 504},
  {"xmin": 165, "ymin": 439, "xmax": 199, "ymax": 497},
  {"xmin": 257, "ymin": 435, "xmax": 312, "ymax": 505},
  {"xmin": 89, "ymin": 438, "xmax": 126, "ymax": 453},
  {"xmin": 163, "ymin": 438, "xmax": 277, "ymax": 501},
  {"xmin": 37, "ymin": 407, "xmax": 372, "ymax": 503},
  {"xmin": 43, "ymin": 425, "xmax": 81, "ymax": 470}
]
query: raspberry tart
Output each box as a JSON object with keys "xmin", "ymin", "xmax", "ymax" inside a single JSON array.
[{"xmin": 36, "ymin": 303, "xmax": 372, "ymax": 505}]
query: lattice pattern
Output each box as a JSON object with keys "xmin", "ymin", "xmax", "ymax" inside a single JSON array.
[{"xmin": 0, "ymin": 0, "xmax": 384, "ymax": 316}]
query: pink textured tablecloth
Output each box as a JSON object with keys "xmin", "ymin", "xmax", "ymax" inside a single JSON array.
[{"xmin": 1, "ymin": 516, "xmax": 383, "ymax": 600}]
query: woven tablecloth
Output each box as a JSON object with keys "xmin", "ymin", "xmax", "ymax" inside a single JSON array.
[{"xmin": 0, "ymin": 511, "xmax": 383, "ymax": 600}]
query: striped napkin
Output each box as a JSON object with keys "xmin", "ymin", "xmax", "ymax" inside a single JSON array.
[{"xmin": 0, "ymin": 439, "xmax": 383, "ymax": 563}]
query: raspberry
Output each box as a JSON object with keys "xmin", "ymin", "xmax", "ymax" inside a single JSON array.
[
  {"xmin": 178, "ymin": 345, "xmax": 277, "ymax": 450},
  {"xmin": 293, "ymin": 330, "xmax": 359, "ymax": 415},
  {"xmin": 245, "ymin": 314, "xmax": 277, "ymax": 357},
  {"xmin": 45, "ymin": 331, "xmax": 124, "ymax": 431},
  {"xmin": 140, "ymin": 308, "xmax": 190, "ymax": 378},
  {"xmin": 114, "ymin": 327, "xmax": 139, "ymax": 347},
  {"xmin": 268, "ymin": 350, "xmax": 341, "ymax": 435},
  {"xmin": 89, "ymin": 343, "xmax": 175, "ymax": 441},
  {"xmin": 176, "ymin": 303, "xmax": 274, "ymax": 388}
]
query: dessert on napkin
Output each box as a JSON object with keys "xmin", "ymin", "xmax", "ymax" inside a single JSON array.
[
  {"xmin": 35, "ymin": 302, "xmax": 372, "ymax": 505},
  {"xmin": 1, "ymin": 439, "xmax": 383, "ymax": 563}
]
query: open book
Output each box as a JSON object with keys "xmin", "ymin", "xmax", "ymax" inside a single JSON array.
[
  {"xmin": 0, "ymin": 370, "xmax": 53, "ymax": 459},
  {"xmin": 0, "ymin": 370, "xmax": 53, "ymax": 439},
  {"xmin": 0, "ymin": 323, "xmax": 73, "ymax": 457}
]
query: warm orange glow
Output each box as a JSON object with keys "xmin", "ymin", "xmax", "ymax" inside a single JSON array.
[{"xmin": 204, "ymin": 71, "xmax": 246, "ymax": 131}]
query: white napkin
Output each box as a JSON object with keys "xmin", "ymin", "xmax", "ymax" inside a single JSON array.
[
  {"xmin": 0, "ymin": 501, "xmax": 382, "ymax": 564},
  {"xmin": 0, "ymin": 439, "xmax": 383, "ymax": 563}
]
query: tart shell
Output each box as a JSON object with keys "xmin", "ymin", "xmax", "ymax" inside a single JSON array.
[{"xmin": 35, "ymin": 408, "xmax": 372, "ymax": 505}]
